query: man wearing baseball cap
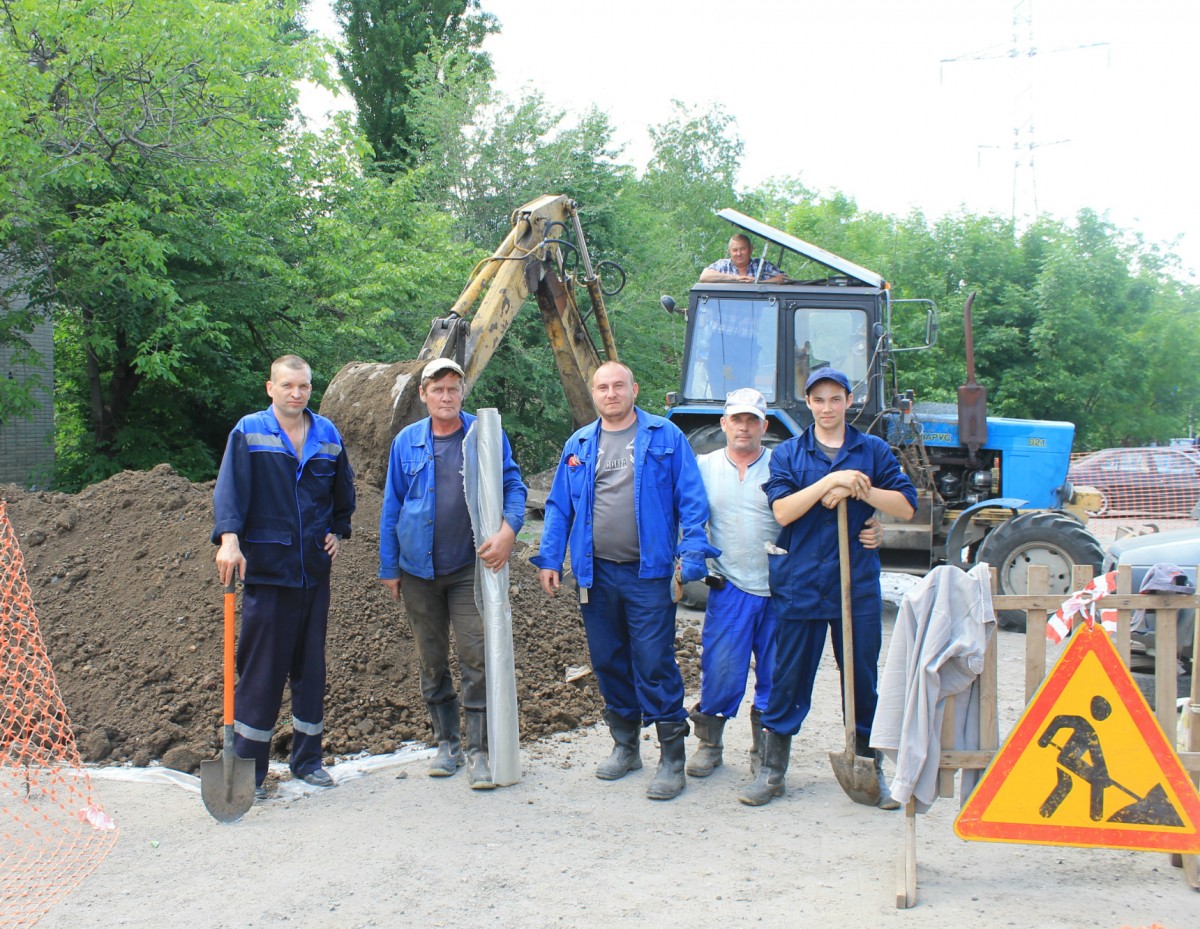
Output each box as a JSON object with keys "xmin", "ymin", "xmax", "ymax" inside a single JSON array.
[
  {"xmin": 378, "ymin": 357, "xmax": 527, "ymax": 789},
  {"xmin": 740, "ymin": 367, "xmax": 916, "ymax": 809},
  {"xmin": 688, "ymin": 387, "xmax": 882, "ymax": 782}
]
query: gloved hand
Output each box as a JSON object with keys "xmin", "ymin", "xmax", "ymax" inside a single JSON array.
[{"xmin": 679, "ymin": 558, "xmax": 707, "ymax": 585}]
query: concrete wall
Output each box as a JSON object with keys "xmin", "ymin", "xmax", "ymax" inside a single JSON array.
[{"xmin": 1, "ymin": 287, "xmax": 55, "ymax": 488}]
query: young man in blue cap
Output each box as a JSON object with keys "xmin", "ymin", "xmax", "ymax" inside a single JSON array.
[{"xmin": 740, "ymin": 367, "xmax": 916, "ymax": 808}]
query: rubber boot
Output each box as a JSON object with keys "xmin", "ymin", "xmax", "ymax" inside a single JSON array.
[
  {"xmin": 465, "ymin": 708, "xmax": 495, "ymax": 790},
  {"xmin": 738, "ymin": 731, "xmax": 790, "ymax": 806},
  {"xmin": 685, "ymin": 707, "xmax": 725, "ymax": 777},
  {"xmin": 646, "ymin": 720, "xmax": 689, "ymax": 800},
  {"xmin": 749, "ymin": 706, "xmax": 765, "ymax": 777},
  {"xmin": 855, "ymin": 732, "xmax": 898, "ymax": 810},
  {"xmin": 874, "ymin": 750, "xmax": 900, "ymax": 811},
  {"xmin": 427, "ymin": 698, "xmax": 464, "ymax": 777},
  {"xmin": 595, "ymin": 711, "xmax": 643, "ymax": 781}
]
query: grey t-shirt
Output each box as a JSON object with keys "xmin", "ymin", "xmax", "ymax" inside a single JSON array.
[
  {"xmin": 432, "ymin": 427, "xmax": 475, "ymax": 575},
  {"xmin": 593, "ymin": 422, "xmax": 639, "ymax": 563}
]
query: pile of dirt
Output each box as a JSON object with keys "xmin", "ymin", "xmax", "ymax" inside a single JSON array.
[{"xmin": 1, "ymin": 465, "xmax": 701, "ymax": 772}]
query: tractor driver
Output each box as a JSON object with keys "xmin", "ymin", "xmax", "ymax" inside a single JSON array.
[{"xmin": 700, "ymin": 234, "xmax": 786, "ymax": 284}]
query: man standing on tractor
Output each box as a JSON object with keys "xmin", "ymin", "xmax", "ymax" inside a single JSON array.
[
  {"xmin": 699, "ymin": 233, "xmax": 786, "ymax": 284},
  {"xmin": 740, "ymin": 367, "xmax": 916, "ymax": 809}
]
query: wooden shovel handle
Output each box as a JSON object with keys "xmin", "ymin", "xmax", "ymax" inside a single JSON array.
[
  {"xmin": 223, "ymin": 580, "xmax": 236, "ymax": 726},
  {"xmin": 837, "ymin": 500, "xmax": 857, "ymax": 749}
]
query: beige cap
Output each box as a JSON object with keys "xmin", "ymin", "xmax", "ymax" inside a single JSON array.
[{"xmin": 421, "ymin": 358, "xmax": 465, "ymax": 384}]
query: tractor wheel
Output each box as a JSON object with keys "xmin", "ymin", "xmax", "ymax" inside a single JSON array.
[
  {"xmin": 975, "ymin": 511, "xmax": 1104, "ymax": 633},
  {"xmin": 684, "ymin": 423, "xmax": 727, "ymax": 456}
]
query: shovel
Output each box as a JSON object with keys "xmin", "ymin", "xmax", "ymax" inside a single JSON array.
[
  {"xmin": 200, "ymin": 576, "xmax": 256, "ymax": 823},
  {"xmin": 828, "ymin": 500, "xmax": 883, "ymax": 806}
]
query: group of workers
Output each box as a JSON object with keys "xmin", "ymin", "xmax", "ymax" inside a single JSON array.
[{"xmin": 211, "ymin": 235, "xmax": 917, "ymax": 807}]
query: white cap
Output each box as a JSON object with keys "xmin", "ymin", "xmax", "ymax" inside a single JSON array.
[
  {"xmin": 723, "ymin": 387, "xmax": 767, "ymax": 420},
  {"xmin": 421, "ymin": 357, "xmax": 465, "ymax": 384}
]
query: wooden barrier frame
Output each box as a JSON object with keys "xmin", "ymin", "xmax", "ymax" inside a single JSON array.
[{"xmin": 896, "ymin": 563, "xmax": 1200, "ymax": 907}]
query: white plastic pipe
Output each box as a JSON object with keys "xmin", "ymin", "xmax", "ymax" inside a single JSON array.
[{"xmin": 464, "ymin": 408, "xmax": 521, "ymax": 785}]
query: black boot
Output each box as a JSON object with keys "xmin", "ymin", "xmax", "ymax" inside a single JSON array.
[
  {"xmin": 685, "ymin": 707, "xmax": 725, "ymax": 778},
  {"xmin": 647, "ymin": 720, "xmax": 689, "ymax": 800},
  {"xmin": 427, "ymin": 698, "xmax": 464, "ymax": 777},
  {"xmin": 738, "ymin": 730, "xmax": 790, "ymax": 806},
  {"xmin": 749, "ymin": 706, "xmax": 765, "ymax": 777},
  {"xmin": 596, "ymin": 711, "xmax": 643, "ymax": 780},
  {"xmin": 465, "ymin": 708, "xmax": 494, "ymax": 790}
]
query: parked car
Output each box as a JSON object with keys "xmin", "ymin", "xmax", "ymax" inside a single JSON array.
[
  {"xmin": 1068, "ymin": 446, "xmax": 1200, "ymax": 518},
  {"xmin": 1101, "ymin": 527, "xmax": 1199, "ymax": 706}
]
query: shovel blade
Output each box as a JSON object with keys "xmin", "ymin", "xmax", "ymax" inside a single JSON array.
[
  {"xmin": 829, "ymin": 750, "xmax": 881, "ymax": 807},
  {"xmin": 200, "ymin": 752, "xmax": 256, "ymax": 823}
]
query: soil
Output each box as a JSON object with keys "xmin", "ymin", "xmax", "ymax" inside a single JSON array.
[{"xmin": 1, "ymin": 465, "xmax": 700, "ymax": 775}]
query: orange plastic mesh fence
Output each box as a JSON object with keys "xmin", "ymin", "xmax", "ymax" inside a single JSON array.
[
  {"xmin": 1069, "ymin": 448, "xmax": 1200, "ymax": 520},
  {"xmin": 1, "ymin": 501, "xmax": 118, "ymax": 926}
]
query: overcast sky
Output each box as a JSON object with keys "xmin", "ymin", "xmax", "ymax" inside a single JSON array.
[{"xmin": 304, "ymin": 0, "xmax": 1199, "ymax": 277}]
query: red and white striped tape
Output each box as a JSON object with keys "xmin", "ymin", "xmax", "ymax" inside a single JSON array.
[{"xmin": 1044, "ymin": 571, "xmax": 1119, "ymax": 644}]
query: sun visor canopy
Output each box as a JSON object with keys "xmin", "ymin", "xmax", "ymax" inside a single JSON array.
[{"xmin": 717, "ymin": 208, "xmax": 886, "ymax": 289}]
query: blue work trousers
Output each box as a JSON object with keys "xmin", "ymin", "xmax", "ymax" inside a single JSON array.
[
  {"xmin": 579, "ymin": 559, "xmax": 687, "ymax": 724},
  {"xmin": 697, "ymin": 583, "xmax": 776, "ymax": 718},
  {"xmin": 762, "ymin": 612, "xmax": 881, "ymax": 742},
  {"xmin": 234, "ymin": 582, "xmax": 330, "ymax": 786}
]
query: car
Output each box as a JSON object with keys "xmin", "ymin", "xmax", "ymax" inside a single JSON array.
[
  {"xmin": 1067, "ymin": 446, "xmax": 1200, "ymax": 518},
  {"xmin": 1101, "ymin": 526, "xmax": 1199, "ymax": 706}
]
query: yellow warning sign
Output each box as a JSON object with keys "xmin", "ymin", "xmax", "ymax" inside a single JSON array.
[{"xmin": 956, "ymin": 622, "xmax": 1200, "ymax": 853}]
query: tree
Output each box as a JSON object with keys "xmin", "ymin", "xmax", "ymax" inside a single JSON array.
[
  {"xmin": 333, "ymin": 0, "xmax": 496, "ymax": 171},
  {"xmin": 0, "ymin": 0, "xmax": 335, "ymax": 485}
]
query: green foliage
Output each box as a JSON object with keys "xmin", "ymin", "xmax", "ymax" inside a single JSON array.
[{"xmin": 333, "ymin": 0, "xmax": 496, "ymax": 170}]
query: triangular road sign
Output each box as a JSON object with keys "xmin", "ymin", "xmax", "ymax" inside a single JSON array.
[{"xmin": 956, "ymin": 622, "xmax": 1200, "ymax": 853}]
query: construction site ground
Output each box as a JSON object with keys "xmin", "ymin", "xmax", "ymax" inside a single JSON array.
[{"xmin": 3, "ymin": 467, "xmax": 1197, "ymax": 928}]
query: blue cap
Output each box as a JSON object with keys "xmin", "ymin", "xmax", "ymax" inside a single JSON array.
[{"xmin": 804, "ymin": 366, "xmax": 851, "ymax": 395}]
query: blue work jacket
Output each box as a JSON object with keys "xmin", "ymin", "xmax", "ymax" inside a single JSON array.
[
  {"xmin": 378, "ymin": 412, "xmax": 527, "ymax": 581},
  {"xmin": 212, "ymin": 407, "xmax": 355, "ymax": 588},
  {"xmin": 532, "ymin": 408, "xmax": 716, "ymax": 588},
  {"xmin": 763, "ymin": 424, "xmax": 916, "ymax": 622}
]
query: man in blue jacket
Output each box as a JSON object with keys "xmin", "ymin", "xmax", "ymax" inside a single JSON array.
[
  {"xmin": 534, "ymin": 361, "xmax": 715, "ymax": 800},
  {"xmin": 213, "ymin": 355, "xmax": 356, "ymax": 798},
  {"xmin": 378, "ymin": 358, "xmax": 527, "ymax": 789},
  {"xmin": 739, "ymin": 367, "xmax": 916, "ymax": 809}
]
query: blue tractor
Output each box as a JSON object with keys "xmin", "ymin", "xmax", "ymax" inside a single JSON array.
[{"xmin": 661, "ymin": 209, "xmax": 1103, "ymax": 621}]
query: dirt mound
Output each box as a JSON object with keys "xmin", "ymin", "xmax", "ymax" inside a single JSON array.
[{"xmin": 1, "ymin": 465, "xmax": 700, "ymax": 771}]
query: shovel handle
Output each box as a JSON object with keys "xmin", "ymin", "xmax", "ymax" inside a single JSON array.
[
  {"xmin": 223, "ymin": 579, "xmax": 236, "ymax": 726},
  {"xmin": 837, "ymin": 500, "xmax": 857, "ymax": 753}
]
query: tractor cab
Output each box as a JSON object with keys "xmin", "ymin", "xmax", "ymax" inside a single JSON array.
[{"xmin": 663, "ymin": 209, "xmax": 934, "ymax": 453}]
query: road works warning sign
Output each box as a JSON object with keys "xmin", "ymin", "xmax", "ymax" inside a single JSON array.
[{"xmin": 955, "ymin": 622, "xmax": 1200, "ymax": 853}]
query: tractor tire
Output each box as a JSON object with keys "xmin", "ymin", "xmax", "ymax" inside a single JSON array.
[
  {"xmin": 685, "ymin": 423, "xmax": 727, "ymax": 456},
  {"xmin": 975, "ymin": 511, "xmax": 1104, "ymax": 633}
]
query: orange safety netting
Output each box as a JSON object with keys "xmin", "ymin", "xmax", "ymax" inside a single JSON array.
[
  {"xmin": 1069, "ymin": 448, "xmax": 1200, "ymax": 520},
  {"xmin": 1, "ymin": 500, "xmax": 117, "ymax": 926}
]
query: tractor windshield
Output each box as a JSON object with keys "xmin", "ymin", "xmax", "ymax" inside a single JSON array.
[
  {"xmin": 683, "ymin": 298, "xmax": 778, "ymax": 401},
  {"xmin": 792, "ymin": 308, "xmax": 870, "ymax": 404}
]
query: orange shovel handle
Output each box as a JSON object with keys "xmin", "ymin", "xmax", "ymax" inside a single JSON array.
[{"xmin": 223, "ymin": 580, "xmax": 236, "ymax": 726}]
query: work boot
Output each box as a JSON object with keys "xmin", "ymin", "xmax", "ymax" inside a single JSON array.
[
  {"xmin": 646, "ymin": 720, "xmax": 689, "ymax": 800},
  {"xmin": 685, "ymin": 707, "xmax": 725, "ymax": 777},
  {"xmin": 595, "ymin": 711, "xmax": 643, "ymax": 780},
  {"xmin": 855, "ymin": 731, "xmax": 899, "ymax": 811},
  {"xmin": 874, "ymin": 750, "xmax": 900, "ymax": 811},
  {"xmin": 738, "ymin": 730, "xmax": 791, "ymax": 807},
  {"xmin": 749, "ymin": 706, "xmax": 765, "ymax": 777},
  {"xmin": 465, "ymin": 708, "xmax": 495, "ymax": 790},
  {"xmin": 427, "ymin": 698, "xmax": 464, "ymax": 778}
]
